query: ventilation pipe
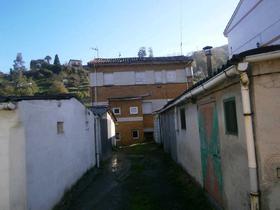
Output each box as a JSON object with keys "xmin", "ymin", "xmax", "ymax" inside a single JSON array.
[
  {"xmin": 203, "ymin": 46, "xmax": 213, "ymax": 77},
  {"xmin": 237, "ymin": 62, "xmax": 260, "ymax": 210}
]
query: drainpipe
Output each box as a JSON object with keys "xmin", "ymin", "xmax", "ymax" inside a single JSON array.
[
  {"xmin": 237, "ymin": 62, "xmax": 260, "ymax": 210},
  {"xmin": 94, "ymin": 116, "xmax": 100, "ymax": 168},
  {"xmin": 174, "ymin": 106, "xmax": 179, "ymax": 132}
]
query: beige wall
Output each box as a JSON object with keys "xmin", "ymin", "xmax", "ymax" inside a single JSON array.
[
  {"xmin": 0, "ymin": 109, "xmax": 27, "ymax": 210},
  {"xmin": 196, "ymin": 81, "xmax": 251, "ymax": 210},
  {"xmin": 175, "ymin": 103, "xmax": 203, "ymax": 185},
  {"xmin": 250, "ymin": 59, "xmax": 280, "ymax": 210},
  {"xmin": 92, "ymin": 63, "xmax": 191, "ymax": 72}
]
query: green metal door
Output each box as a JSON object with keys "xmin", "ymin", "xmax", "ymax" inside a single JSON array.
[{"xmin": 198, "ymin": 102, "xmax": 223, "ymax": 206}]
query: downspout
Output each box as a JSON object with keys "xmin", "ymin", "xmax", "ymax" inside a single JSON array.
[
  {"xmin": 94, "ymin": 116, "xmax": 100, "ymax": 168},
  {"xmin": 94, "ymin": 65, "xmax": 98, "ymax": 105},
  {"xmin": 237, "ymin": 62, "xmax": 260, "ymax": 210}
]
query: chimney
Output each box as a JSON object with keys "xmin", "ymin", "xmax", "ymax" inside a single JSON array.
[{"xmin": 203, "ymin": 46, "xmax": 213, "ymax": 77}]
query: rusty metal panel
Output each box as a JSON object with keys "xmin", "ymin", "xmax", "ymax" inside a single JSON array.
[{"xmin": 198, "ymin": 102, "xmax": 223, "ymax": 206}]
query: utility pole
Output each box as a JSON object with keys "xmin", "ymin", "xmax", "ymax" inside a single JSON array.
[
  {"xmin": 180, "ymin": 0, "xmax": 183, "ymax": 55},
  {"xmin": 90, "ymin": 47, "xmax": 99, "ymax": 105},
  {"xmin": 90, "ymin": 47, "xmax": 99, "ymax": 58}
]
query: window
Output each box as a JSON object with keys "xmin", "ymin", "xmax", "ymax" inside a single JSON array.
[
  {"xmin": 130, "ymin": 106, "xmax": 138, "ymax": 115},
  {"xmin": 132, "ymin": 130, "xmax": 140, "ymax": 139},
  {"xmin": 142, "ymin": 102, "xmax": 152, "ymax": 114},
  {"xmin": 116, "ymin": 132, "xmax": 121, "ymax": 141},
  {"xmin": 135, "ymin": 72, "xmax": 145, "ymax": 84},
  {"xmin": 180, "ymin": 108, "xmax": 186, "ymax": 130},
  {"xmin": 112, "ymin": 107, "xmax": 121, "ymax": 115},
  {"xmin": 57, "ymin": 122, "xmax": 64, "ymax": 134},
  {"xmin": 224, "ymin": 97, "xmax": 238, "ymax": 135},
  {"xmin": 155, "ymin": 71, "xmax": 162, "ymax": 83},
  {"xmin": 166, "ymin": 71, "xmax": 176, "ymax": 82},
  {"xmin": 104, "ymin": 73, "xmax": 114, "ymax": 85}
]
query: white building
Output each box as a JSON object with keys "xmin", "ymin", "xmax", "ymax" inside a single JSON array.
[
  {"xmin": 91, "ymin": 106, "xmax": 116, "ymax": 162},
  {"xmin": 0, "ymin": 95, "xmax": 97, "ymax": 210},
  {"xmin": 224, "ymin": 0, "xmax": 280, "ymax": 57}
]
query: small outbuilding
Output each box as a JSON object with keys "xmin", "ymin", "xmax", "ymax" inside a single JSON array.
[
  {"xmin": 0, "ymin": 94, "xmax": 97, "ymax": 210},
  {"xmin": 155, "ymin": 46, "xmax": 280, "ymax": 210}
]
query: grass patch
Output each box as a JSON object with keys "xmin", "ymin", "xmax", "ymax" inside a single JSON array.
[{"xmin": 123, "ymin": 143, "xmax": 214, "ymax": 210}]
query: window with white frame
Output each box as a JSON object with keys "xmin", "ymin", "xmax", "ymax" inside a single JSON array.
[
  {"xmin": 130, "ymin": 106, "xmax": 138, "ymax": 115},
  {"xmin": 132, "ymin": 130, "xmax": 140, "ymax": 139},
  {"xmin": 104, "ymin": 73, "xmax": 114, "ymax": 85},
  {"xmin": 135, "ymin": 72, "xmax": 145, "ymax": 84},
  {"xmin": 155, "ymin": 71, "xmax": 162, "ymax": 83},
  {"xmin": 112, "ymin": 107, "xmax": 121, "ymax": 115},
  {"xmin": 142, "ymin": 102, "xmax": 152, "ymax": 114},
  {"xmin": 166, "ymin": 71, "xmax": 176, "ymax": 82}
]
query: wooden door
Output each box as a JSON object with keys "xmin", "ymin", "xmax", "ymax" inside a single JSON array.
[{"xmin": 198, "ymin": 102, "xmax": 223, "ymax": 206}]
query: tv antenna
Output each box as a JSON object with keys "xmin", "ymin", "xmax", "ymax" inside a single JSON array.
[{"xmin": 90, "ymin": 47, "xmax": 99, "ymax": 58}]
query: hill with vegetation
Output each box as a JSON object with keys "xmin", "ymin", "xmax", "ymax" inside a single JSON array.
[
  {"xmin": 192, "ymin": 45, "xmax": 229, "ymax": 82},
  {"xmin": 0, "ymin": 46, "xmax": 229, "ymax": 104},
  {"xmin": 0, "ymin": 54, "xmax": 91, "ymax": 104}
]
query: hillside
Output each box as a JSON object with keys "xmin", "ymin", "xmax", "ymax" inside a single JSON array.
[
  {"xmin": 0, "ymin": 45, "xmax": 229, "ymax": 103},
  {"xmin": 0, "ymin": 64, "xmax": 91, "ymax": 104},
  {"xmin": 192, "ymin": 45, "xmax": 229, "ymax": 81}
]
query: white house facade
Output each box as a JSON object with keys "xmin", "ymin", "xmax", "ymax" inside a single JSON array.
[
  {"xmin": 224, "ymin": 0, "xmax": 280, "ymax": 57},
  {"xmin": 0, "ymin": 96, "xmax": 97, "ymax": 210}
]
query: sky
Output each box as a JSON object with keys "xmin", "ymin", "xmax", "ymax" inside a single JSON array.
[{"xmin": 0, "ymin": 0, "xmax": 239, "ymax": 72}]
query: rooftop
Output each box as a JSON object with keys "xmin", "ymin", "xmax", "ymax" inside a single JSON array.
[
  {"xmin": 88, "ymin": 55, "xmax": 192, "ymax": 67},
  {"xmin": 90, "ymin": 105, "xmax": 109, "ymax": 115},
  {"xmin": 0, "ymin": 94, "xmax": 77, "ymax": 103},
  {"xmin": 159, "ymin": 45, "xmax": 280, "ymax": 112}
]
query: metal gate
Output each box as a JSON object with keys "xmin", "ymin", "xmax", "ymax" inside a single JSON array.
[{"xmin": 198, "ymin": 101, "xmax": 223, "ymax": 206}]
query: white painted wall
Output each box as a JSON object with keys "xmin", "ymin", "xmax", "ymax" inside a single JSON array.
[
  {"xmin": 0, "ymin": 98, "xmax": 96, "ymax": 210},
  {"xmin": 175, "ymin": 104, "xmax": 203, "ymax": 185},
  {"xmin": 226, "ymin": 0, "xmax": 280, "ymax": 56},
  {"xmin": 142, "ymin": 99, "xmax": 170, "ymax": 114},
  {"xmin": 153, "ymin": 115, "xmax": 161, "ymax": 144},
  {"xmin": 0, "ymin": 109, "xmax": 27, "ymax": 210},
  {"xmin": 19, "ymin": 99, "xmax": 96, "ymax": 210},
  {"xmin": 106, "ymin": 113, "xmax": 115, "ymax": 139},
  {"xmin": 90, "ymin": 69, "xmax": 187, "ymax": 87}
]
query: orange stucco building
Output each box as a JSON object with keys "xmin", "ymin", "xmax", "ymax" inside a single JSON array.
[{"xmin": 88, "ymin": 56, "xmax": 193, "ymax": 145}]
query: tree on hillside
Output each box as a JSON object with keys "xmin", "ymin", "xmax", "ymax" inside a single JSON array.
[
  {"xmin": 53, "ymin": 54, "xmax": 61, "ymax": 66},
  {"xmin": 48, "ymin": 80, "xmax": 68, "ymax": 94},
  {"xmin": 148, "ymin": 47, "xmax": 153, "ymax": 57},
  {"xmin": 0, "ymin": 81, "xmax": 15, "ymax": 96},
  {"xmin": 138, "ymin": 47, "xmax": 147, "ymax": 58},
  {"xmin": 14, "ymin": 76, "xmax": 39, "ymax": 96},
  {"xmin": 45, "ymin": 55, "xmax": 52, "ymax": 64},
  {"xmin": 13, "ymin": 53, "xmax": 26, "ymax": 72}
]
